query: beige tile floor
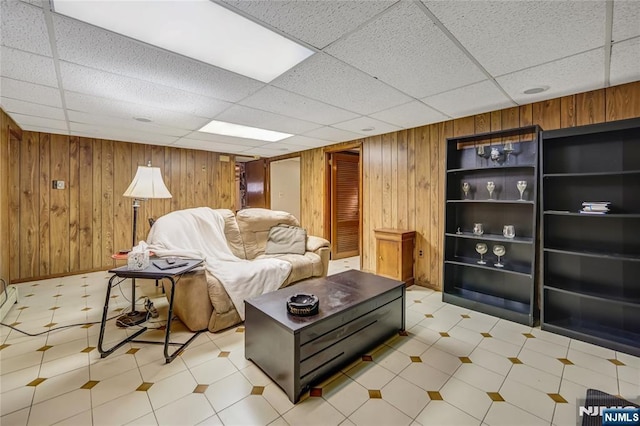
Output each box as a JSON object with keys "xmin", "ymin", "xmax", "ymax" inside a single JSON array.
[{"xmin": 1, "ymin": 256, "xmax": 638, "ymax": 426}]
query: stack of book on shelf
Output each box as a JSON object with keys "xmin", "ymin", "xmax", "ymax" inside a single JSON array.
[{"xmin": 580, "ymin": 201, "xmax": 610, "ymax": 214}]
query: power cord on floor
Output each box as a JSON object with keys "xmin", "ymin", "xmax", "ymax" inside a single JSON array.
[{"xmin": 0, "ymin": 312, "xmax": 124, "ymax": 337}]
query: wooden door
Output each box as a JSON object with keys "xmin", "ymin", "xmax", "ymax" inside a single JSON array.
[
  {"xmin": 244, "ymin": 159, "xmax": 268, "ymax": 208},
  {"xmin": 330, "ymin": 152, "xmax": 360, "ymax": 259}
]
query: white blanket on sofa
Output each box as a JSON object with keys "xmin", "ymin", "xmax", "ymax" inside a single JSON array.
[{"xmin": 143, "ymin": 207, "xmax": 292, "ymax": 319}]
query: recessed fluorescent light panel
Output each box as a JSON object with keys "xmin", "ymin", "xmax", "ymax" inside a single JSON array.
[
  {"xmin": 199, "ymin": 120, "xmax": 292, "ymax": 142},
  {"xmin": 52, "ymin": 0, "xmax": 314, "ymax": 83}
]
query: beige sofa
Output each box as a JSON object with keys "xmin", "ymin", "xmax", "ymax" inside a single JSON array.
[{"xmin": 154, "ymin": 208, "xmax": 330, "ymax": 332}]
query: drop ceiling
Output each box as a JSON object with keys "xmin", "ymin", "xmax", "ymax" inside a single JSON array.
[{"xmin": 1, "ymin": 0, "xmax": 639, "ymax": 158}]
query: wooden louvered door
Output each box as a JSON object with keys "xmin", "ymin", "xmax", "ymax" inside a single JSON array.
[{"xmin": 330, "ymin": 152, "xmax": 360, "ymax": 259}]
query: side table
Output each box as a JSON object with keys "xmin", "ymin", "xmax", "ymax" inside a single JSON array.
[{"xmin": 98, "ymin": 259, "xmax": 204, "ymax": 363}]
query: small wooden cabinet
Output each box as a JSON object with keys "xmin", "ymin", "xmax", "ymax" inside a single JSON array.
[{"xmin": 374, "ymin": 229, "xmax": 415, "ymax": 286}]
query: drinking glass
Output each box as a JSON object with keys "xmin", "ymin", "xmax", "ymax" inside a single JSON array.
[
  {"xmin": 517, "ymin": 180, "xmax": 527, "ymax": 201},
  {"xmin": 493, "ymin": 245, "xmax": 506, "ymax": 268},
  {"xmin": 503, "ymin": 142, "xmax": 514, "ymax": 162},
  {"xmin": 503, "ymin": 225, "xmax": 515, "ymax": 239},
  {"xmin": 487, "ymin": 181, "xmax": 495, "ymax": 200},
  {"xmin": 462, "ymin": 182, "xmax": 470, "ymax": 199},
  {"xmin": 473, "ymin": 223, "xmax": 484, "ymax": 236},
  {"xmin": 475, "ymin": 243, "xmax": 488, "ymax": 265}
]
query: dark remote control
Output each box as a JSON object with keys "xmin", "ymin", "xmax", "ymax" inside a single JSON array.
[{"xmin": 166, "ymin": 257, "xmax": 176, "ymax": 264}]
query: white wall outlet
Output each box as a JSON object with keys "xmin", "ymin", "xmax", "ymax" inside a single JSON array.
[{"xmin": 52, "ymin": 180, "xmax": 65, "ymax": 189}]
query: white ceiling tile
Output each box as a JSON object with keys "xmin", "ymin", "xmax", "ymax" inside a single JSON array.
[
  {"xmin": 273, "ymin": 53, "xmax": 412, "ymax": 115},
  {"xmin": 64, "ymin": 92, "xmax": 211, "ymax": 130},
  {"xmin": 369, "ymin": 100, "xmax": 450, "ymax": 129},
  {"xmin": 422, "ymin": 80, "xmax": 515, "ymax": 118},
  {"xmin": 239, "ymin": 86, "xmax": 359, "ymax": 125},
  {"xmin": 18, "ymin": 0, "xmax": 43, "ymax": 7},
  {"xmin": 610, "ymin": 38, "xmax": 640, "ymax": 86},
  {"xmin": 0, "ymin": 77, "xmax": 62, "ymax": 107},
  {"xmin": 52, "ymin": 14, "xmax": 264, "ymax": 103},
  {"xmin": 0, "ymin": 97, "xmax": 65, "ymax": 120},
  {"xmin": 257, "ymin": 141, "xmax": 309, "ymax": 153},
  {"xmin": 69, "ymin": 122, "xmax": 178, "ymax": 145},
  {"xmin": 215, "ymin": 105, "xmax": 322, "ymax": 134},
  {"xmin": 221, "ymin": 0, "xmax": 396, "ymax": 49},
  {"xmin": 17, "ymin": 125, "xmax": 67, "ymax": 135},
  {"xmin": 276, "ymin": 135, "xmax": 331, "ymax": 148},
  {"xmin": 59, "ymin": 62, "xmax": 231, "ymax": 118},
  {"xmin": 240, "ymin": 147, "xmax": 285, "ymax": 158},
  {"xmin": 0, "ymin": 0, "xmax": 51, "ymax": 56},
  {"xmin": 0, "ymin": 46, "xmax": 58, "ymax": 87},
  {"xmin": 302, "ymin": 126, "xmax": 362, "ymax": 143},
  {"xmin": 496, "ymin": 49, "xmax": 605, "ymax": 104},
  {"xmin": 67, "ymin": 111, "xmax": 190, "ymax": 138},
  {"xmin": 181, "ymin": 131, "xmax": 266, "ymax": 147},
  {"xmin": 423, "ymin": 0, "xmax": 606, "ymax": 76},
  {"xmin": 612, "ymin": 1, "xmax": 640, "ymax": 41},
  {"xmin": 9, "ymin": 112, "xmax": 67, "ymax": 131},
  {"xmin": 326, "ymin": 1, "xmax": 486, "ymax": 98},
  {"xmin": 332, "ymin": 116, "xmax": 401, "ymax": 136},
  {"xmin": 171, "ymin": 138, "xmax": 249, "ymax": 155}
]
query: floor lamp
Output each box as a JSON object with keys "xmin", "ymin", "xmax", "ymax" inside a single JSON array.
[{"xmin": 119, "ymin": 161, "xmax": 172, "ymax": 326}]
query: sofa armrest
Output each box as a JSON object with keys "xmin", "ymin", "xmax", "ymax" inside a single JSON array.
[{"xmin": 306, "ymin": 235, "xmax": 330, "ymax": 252}]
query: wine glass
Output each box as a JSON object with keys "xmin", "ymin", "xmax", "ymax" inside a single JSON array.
[
  {"xmin": 493, "ymin": 245, "xmax": 506, "ymax": 268},
  {"xmin": 475, "ymin": 243, "xmax": 488, "ymax": 265},
  {"xmin": 473, "ymin": 223, "xmax": 484, "ymax": 236},
  {"xmin": 503, "ymin": 142, "xmax": 514, "ymax": 162},
  {"xmin": 487, "ymin": 181, "xmax": 495, "ymax": 200},
  {"xmin": 517, "ymin": 180, "xmax": 527, "ymax": 201},
  {"xmin": 503, "ymin": 225, "xmax": 515, "ymax": 239},
  {"xmin": 462, "ymin": 182, "xmax": 470, "ymax": 199}
]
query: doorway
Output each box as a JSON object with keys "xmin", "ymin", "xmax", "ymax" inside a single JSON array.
[
  {"xmin": 326, "ymin": 149, "xmax": 361, "ymax": 260},
  {"xmin": 269, "ymin": 157, "xmax": 301, "ymax": 221}
]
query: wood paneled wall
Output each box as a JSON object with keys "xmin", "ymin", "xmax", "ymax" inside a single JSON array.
[
  {"xmin": 3, "ymin": 126, "xmax": 237, "ymax": 282},
  {"xmin": 0, "ymin": 110, "xmax": 21, "ymax": 284},
  {"xmin": 300, "ymin": 81, "xmax": 640, "ymax": 290}
]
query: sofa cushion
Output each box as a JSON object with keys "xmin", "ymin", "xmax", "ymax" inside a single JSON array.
[
  {"xmin": 236, "ymin": 208, "xmax": 300, "ymax": 259},
  {"xmin": 216, "ymin": 208, "xmax": 246, "ymax": 259},
  {"xmin": 265, "ymin": 224, "xmax": 307, "ymax": 255},
  {"xmin": 258, "ymin": 251, "xmax": 323, "ymax": 285}
]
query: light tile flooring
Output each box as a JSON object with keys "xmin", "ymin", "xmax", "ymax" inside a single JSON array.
[{"xmin": 1, "ymin": 256, "xmax": 638, "ymax": 426}]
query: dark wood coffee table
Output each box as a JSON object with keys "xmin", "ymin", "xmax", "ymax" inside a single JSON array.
[{"xmin": 244, "ymin": 269, "xmax": 405, "ymax": 403}]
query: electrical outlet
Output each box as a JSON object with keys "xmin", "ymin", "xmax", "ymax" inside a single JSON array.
[
  {"xmin": 419, "ymin": 249, "xmax": 424, "ymax": 257},
  {"xmin": 52, "ymin": 180, "xmax": 65, "ymax": 190}
]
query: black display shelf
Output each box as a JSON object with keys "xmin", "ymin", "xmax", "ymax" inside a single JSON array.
[
  {"xmin": 443, "ymin": 288, "xmax": 531, "ymax": 324},
  {"xmin": 544, "ymin": 247, "xmax": 640, "ymax": 262},
  {"xmin": 445, "ymin": 232, "xmax": 533, "ymax": 245},
  {"xmin": 544, "ymin": 169, "xmax": 640, "ymax": 178},
  {"xmin": 541, "ymin": 117, "xmax": 640, "ymax": 357},
  {"xmin": 448, "ymin": 165, "xmax": 535, "ymax": 174},
  {"xmin": 443, "ymin": 126, "xmax": 540, "ymax": 326},
  {"xmin": 445, "ymin": 258, "xmax": 532, "ymax": 277},
  {"xmin": 545, "ymin": 211, "xmax": 640, "ymax": 218},
  {"xmin": 447, "ymin": 200, "xmax": 535, "ymax": 205}
]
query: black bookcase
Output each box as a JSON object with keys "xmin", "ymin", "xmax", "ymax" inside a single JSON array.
[
  {"xmin": 443, "ymin": 126, "xmax": 541, "ymax": 326},
  {"xmin": 541, "ymin": 117, "xmax": 640, "ymax": 357}
]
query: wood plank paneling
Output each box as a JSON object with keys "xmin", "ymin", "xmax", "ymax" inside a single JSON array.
[
  {"xmin": 101, "ymin": 139, "xmax": 114, "ymax": 268},
  {"xmin": 560, "ymin": 95, "xmax": 576, "ymax": 128},
  {"xmin": 576, "ymin": 89, "xmax": 605, "ymax": 126},
  {"xmin": 8, "ymin": 129, "xmax": 21, "ymax": 281},
  {"xmin": 50, "ymin": 134, "xmax": 70, "ymax": 274},
  {"xmin": 92, "ymin": 139, "xmax": 102, "ymax": 269},
  {"xmin": 38, "ymin": 133, "xmax": 50, "ymax": 276},
  {"xmin": 78, "ymin": 138, "xmax": 93, "ymax": 270},
  {"xmin": 113, "ymin": 142, "xmax": 131, "ymax": 250},
  {"xmin": 606, "ymin": 82, "xmax": 640, "ymax": 121},
  {"xmin": 69, "ymin": 136, "xmax": 80, "ymax": 272},
  {"xmin": 20, "ymin": 132, "xmax": 39, "ymax": 278}
]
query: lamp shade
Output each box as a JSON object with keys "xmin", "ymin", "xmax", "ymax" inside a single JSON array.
[{"xmin": 123, "ymin": 164, "xmax": 172, "ymax": 199}]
